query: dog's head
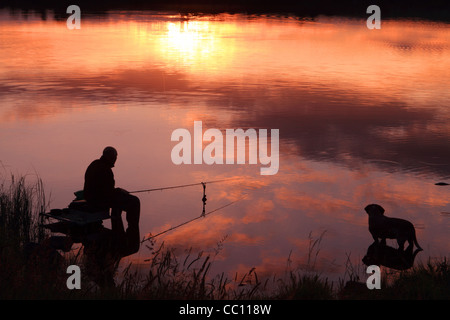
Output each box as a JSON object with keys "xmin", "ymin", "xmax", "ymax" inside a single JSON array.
[{"xmin": 364, "ymin": 204, "xmax": 385, "ymax": 216}]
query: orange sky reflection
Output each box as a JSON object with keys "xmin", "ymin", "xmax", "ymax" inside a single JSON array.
[{"xmin": 1, "ymin": 11, "xmax": 449, "ymax": 282}]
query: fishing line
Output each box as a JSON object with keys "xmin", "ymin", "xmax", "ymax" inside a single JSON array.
[
  {"xmin": 128, "ymin": 178, "xmax": 240, "ymax": 194},
  {"xmin": 140, "ymin": 193, "xmax": 248, "ymax": 243},
  {"xmin": 132, "ymin": 176, "xmax": 250, "ymax": 245}
]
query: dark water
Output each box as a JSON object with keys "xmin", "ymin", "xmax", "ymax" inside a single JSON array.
[{"xmin": 0, "ymin": 10, "xmax": 449, "ymax": 282}]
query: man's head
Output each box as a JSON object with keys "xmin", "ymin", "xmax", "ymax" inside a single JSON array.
[{"xmin": 102, "ymin": 146, "xmax": 118, "ymax": 167}]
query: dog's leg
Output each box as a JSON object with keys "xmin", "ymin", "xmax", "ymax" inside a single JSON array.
[
  {"xmin": 406, "ymin": 242, "xmax": 413, "ymax": 252},
  {"xmin": 398, "ymin": 238, "xmax": 405, "ymax": 251}
]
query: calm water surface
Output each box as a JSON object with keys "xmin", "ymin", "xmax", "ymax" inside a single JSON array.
[{"xmin": 1, "ymin": 10, "xmax": 449, "ymax": 282}]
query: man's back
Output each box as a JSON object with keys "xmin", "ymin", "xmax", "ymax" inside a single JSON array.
[{"xmin": 84, "ymin": 157, "xmax": 115, "ymax": 207}]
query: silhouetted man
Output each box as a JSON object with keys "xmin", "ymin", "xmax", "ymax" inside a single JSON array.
[{"xmin": 84, "ymin": 146, "xmax": 140, "ymax": 256}]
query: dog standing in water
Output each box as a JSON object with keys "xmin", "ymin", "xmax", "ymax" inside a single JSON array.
[{"xmin": 364, "ymin": 204, "xmax": 422, "ymax": 251}]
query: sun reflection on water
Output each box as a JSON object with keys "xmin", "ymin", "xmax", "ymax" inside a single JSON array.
[{"xmin": 0, "ymin": 11, "xmax": 449, "ymax": 282}]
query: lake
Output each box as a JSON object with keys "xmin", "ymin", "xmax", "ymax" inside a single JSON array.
[{"xmin": 0, "ymin": 9, "xmax": 449, "ymax": 284}]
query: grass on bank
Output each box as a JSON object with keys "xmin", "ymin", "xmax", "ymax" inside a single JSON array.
[{"xmin": 0, "ymin": 174, "xmax": 449, "ymax": 299}]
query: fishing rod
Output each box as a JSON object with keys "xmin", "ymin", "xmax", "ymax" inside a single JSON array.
[
  {"xmin": 130, "ymin": 178, "xmax": 242, "ymax": 220},
  {"xmin": 128, "ymin": 178, "xmax": 241, "ymax": 194},
  {"xmin": 130, "ymin": 176, "xmax": 247, "ymax": 244},
  {"xmin": 140, "ymin": 193, "xmax": 248, "ymax": 243}
]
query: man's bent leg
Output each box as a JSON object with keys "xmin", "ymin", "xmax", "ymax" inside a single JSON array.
[
  {"xmin": 124, "ymin": 194, "xmax": 140, "ymax": 255},
  {"xmin": 110, "ymin": 206, "xmax": 127, "ymax": 257},
  {"xmin": 110, "ymin": 207, "xmax": 125, "ymax": 237},
  {"xmin": 113, "ymin": 191, "xmax": 140, "ymax": 256}
]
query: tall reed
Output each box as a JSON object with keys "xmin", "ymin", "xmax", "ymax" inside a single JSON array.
[
  {"xmin": 0, "ymin": 174, "xmax": 52, "ymax": 298},
  {"xmin": 0, "ymin": 174, "xmax": 48, "ymax": 247}
]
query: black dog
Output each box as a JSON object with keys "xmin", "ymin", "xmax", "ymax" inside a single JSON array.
[{"xmin": 364, "ymin": 204, "xmax": 422, "ymax": 251}]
